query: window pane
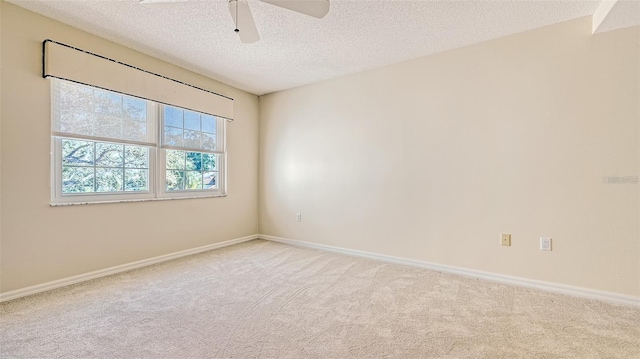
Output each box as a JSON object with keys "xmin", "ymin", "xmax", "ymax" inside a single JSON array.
[
  {"xmin": 123, "ymin": 120, "xmax": 147, "ymax": 141},
  {"xmin": 203, "ymin": 172, "xmax": 217, "ymax": 189},
  {"xmin": 53, "ymin": 79, "xmax": 153, "ymax": 144},
  {"xmin": 160, "ymin": 105, "xmax": 220, "ymax": 152},
  {"xmin": 59, "ymin": 112, "xmax": 93, "ymax": 136},
  {"xmin": 165, "ymin": 150, "xmax": 218, "ymax": 193},
  {"xmin": 202, "ymin": 114, "xmax": 216, "ymax": 133},
  {"xmin": 125, "ymin": 169, "xmax": 148, "ymax": 191},
  {"xmin": 59, "ymin": 81, "xmax": 87, "ymax": 112},
  {"xmin": 96, "ymin": 168, "xmax": 124, "ymax": 192},
  {"xmin": 186, "ymin": 152, "xmax": 202, "ymax": 171},
  {"xmin": 95, "ymin": 91, "xmax": 122, "ymax": 116},
  {"xmin": 184, "ymin": 130, "xmax": 201, "ymax": 149},
  {"xmin": 59, "ymin": 139, "xmax": 150, "ymax": 196},
  {"xmin": 202, "ymin": 153, "xmax": 216, "ymax": 171},
  {"xmin": 164, "ymin": 106, "xmax": 183, "ymax": 128},
  {"xmin": 184, "ymin": 110, "xmax": 201, "ymax": 131},
  {"xmin": 62, "ymin": 167, "xmax": 95, "ymax": 193},
  {"xmin": 94, "ymin": 115, "xmax": 122, "ymax": 139},
  {"xmin": 95, "ymin": 143, "xmax": 124, "ymax": 167},
  {"xmin": 123, "ymin": 97, "xmax": 146, "ymax": 121},
  {"xmin": 62, "ymin": 139, "xmax": 94, "ymax": 166},
  {"xmin": 166, "ymin": 150, "xmax": 185, "ymax": 170},
  {"xmin": 164, "ymin": 126, "xmax": 183, "ymax": 147},
  {"xmin": 166, "ymin": 170, "xmax": 185, "ymax": 191},
  {"xmin": 124, "ymin": 146, "xmax": 149, "ymax": 168},
  {"xmin": 201, "ymin": 132, "xmax": 216, "ymax": 151},
  {"xmin": 186, "ymin": 171, "xmax": 203, "ymax": 189}
]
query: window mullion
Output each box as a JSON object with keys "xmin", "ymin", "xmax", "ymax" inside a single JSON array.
[
  {"xmin": 160, "ymin": 144, "xmax": 224, "ymax": 155},
  {"xmin": 53, "ymin": 132, "xmax": 156, "ymax": 147},
  {"xmin": 121, "ymin": 144, "xmax": 125, "ymax": 192},
  {"xmin": 156, "ymin": 102, "xmax": 163, "ymax": 197}
]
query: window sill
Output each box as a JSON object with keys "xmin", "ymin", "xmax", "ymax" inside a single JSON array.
[{"xmin": 50, "ymin": 194, "xmax": 228, "ymax": 207}]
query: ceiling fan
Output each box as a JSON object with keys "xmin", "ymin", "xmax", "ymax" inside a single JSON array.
[{"xmin": 139, "ymin": 0, "xmax": 330, "ymax": 43}]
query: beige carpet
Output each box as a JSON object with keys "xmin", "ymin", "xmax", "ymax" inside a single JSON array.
[{"xmin": 1, "ymin": 239, "xmax": 639, "ymax": 358}]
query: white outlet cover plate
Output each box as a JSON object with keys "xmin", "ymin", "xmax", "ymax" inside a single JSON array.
[{"xmin": 540, "ymin": 237, "xmax": 552, "ymax": 251}]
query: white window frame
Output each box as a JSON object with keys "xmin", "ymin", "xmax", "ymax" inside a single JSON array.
[
  {"xmin": 50, "ymin": 79, "xmax": 227, "ymax": 205},
  {"xmin": 155, "ymin": 149, "xmax": 226, "ymax": 199},
  {"xmin": 157, "ymin": 103, "xmax": 227, "ymax": 199},
  {"xmin": 51, "ymin": 138, "xmax": 158, "ymax": 204}
]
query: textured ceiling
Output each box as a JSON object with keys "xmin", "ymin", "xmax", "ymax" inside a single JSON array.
[
  {"xmin": 595, "ymin": 0, "xmax": 640, "ymax": 34},
  {"xmin": 7, "ymin": 0, "xmax": 620, "ymax": 95}
]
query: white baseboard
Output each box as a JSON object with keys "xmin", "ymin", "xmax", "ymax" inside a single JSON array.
[
  {"xmin": 0, "ymin": 234, "xmax": 259, "ymax": 303},
  {"xmin": 4, "ymin": 233, "xmax": 638, "ymax": 308},
  {"xmin": 260, "ymin": 234, "xmax": 640, "ymax": 308}
]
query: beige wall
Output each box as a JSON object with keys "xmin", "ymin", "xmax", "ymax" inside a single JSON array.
[
  {"xmin": 1, "ymin": 3, "xmax": 638, "ymax": 299},
  {"xmin": 259, "ymin": 18, "xmax": 640, "ymax": 296},
  {"xmin": 0, "ymin": 2, "xmax": 259, "ymax": 293},
  {"xmin": 0, "ymin": 2, "xmax": 3, "ymax": 291}
]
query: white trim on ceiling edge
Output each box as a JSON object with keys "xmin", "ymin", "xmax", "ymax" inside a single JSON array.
[
  {"xmin": 260, "ymin": 235, "xmax": 640, "ymax": 308},
  {"xmin": 0, "ymin": 234, "xmax": 259, "ymax": 303}
]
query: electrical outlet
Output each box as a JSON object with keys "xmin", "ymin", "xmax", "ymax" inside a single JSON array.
[
  {"xmin": 540, "ymin": 237, "xmax": 552, "ymax": 251},
  {"xmin": 500, "ymin": 233, "xmax": 511, "ymax": 246},
  {"xmin": 296, "ymin": 213, "xmax": 302, "ymax": 222}
]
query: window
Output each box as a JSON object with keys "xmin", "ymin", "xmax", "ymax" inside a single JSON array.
[
  {"xmin": 159, "ymin": 104, "xmax": 225, "ymax": 198},
  {"xmin": 51, "ymin": 79, "xmax": 226, "ymax": 204},
  {"xmin": 60, "ymin": 139, "xmax": 151, "ymax": 193},
  {"xmin": 164, "ymin": 150, "xmax": 218, "ymax": 191}
]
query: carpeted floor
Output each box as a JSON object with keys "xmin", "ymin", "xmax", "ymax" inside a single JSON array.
[{"xmin": 1, "ymin": 239, "xmax": 639, "ymax": 358}]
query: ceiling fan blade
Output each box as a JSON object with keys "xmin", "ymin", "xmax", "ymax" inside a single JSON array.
[
  {"xmin": 139, "ymin": 0, "xmax": 189, "ymax": 4},
  {"xmin": 261, "ymin": 0, "xmax": 329, "ymax": 19},
  {"xmin": 229, "ymin": 0, "xmax": 260, "ymax": 43}
]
